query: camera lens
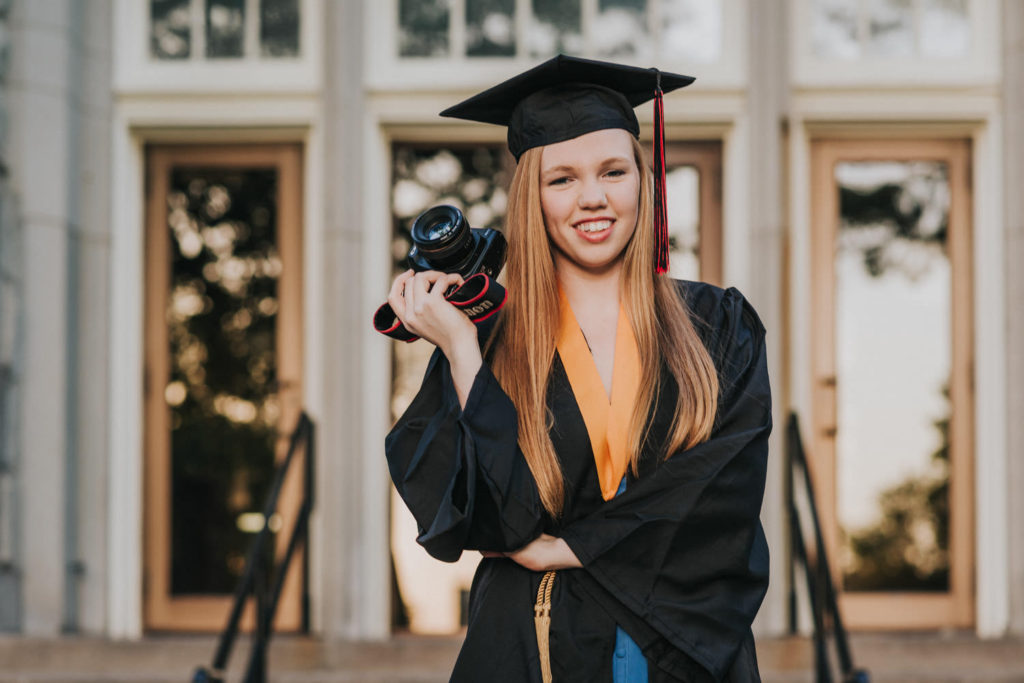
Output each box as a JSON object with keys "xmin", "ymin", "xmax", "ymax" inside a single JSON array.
[{"xmin": 409, "ymin": 205, "xmax": 474, "ymax": 270}]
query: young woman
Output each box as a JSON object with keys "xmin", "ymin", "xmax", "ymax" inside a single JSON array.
[{"xmin": 385, "ymin": 56, "xmax": 771, "ymax": 683}]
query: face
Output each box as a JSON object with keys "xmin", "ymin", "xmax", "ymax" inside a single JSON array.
[{"xmin": 538, "ymin": 128, "xmax": 640, "ymax": 276}]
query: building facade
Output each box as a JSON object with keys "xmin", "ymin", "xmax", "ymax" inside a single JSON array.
[{"xmin": 0, "ymin": 0, "xmax": 1022, "ymax": 642}]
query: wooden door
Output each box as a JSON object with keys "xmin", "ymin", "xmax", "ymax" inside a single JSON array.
[
  {"xmin": 143, "ymin": 144, "xmax": 304, "ymax": 631},
  {"xmin": 809, "ymin": 138, "xmax": 974, "ymax": 629}
]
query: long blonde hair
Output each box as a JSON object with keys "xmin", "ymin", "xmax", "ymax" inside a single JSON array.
[{"xmin": 487, "ymin": 137, "xmax": 719, "ymax": 517}]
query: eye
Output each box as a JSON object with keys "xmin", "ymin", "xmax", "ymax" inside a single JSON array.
[
  {"xmin": 605, "ymin": 168, "xmax": 627, "ymax": 178},
  {"xmin": 547, "ymin": 176, "xmax": 571, "ymax": 186}
]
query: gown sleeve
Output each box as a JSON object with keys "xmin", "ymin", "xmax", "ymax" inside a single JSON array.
[
  {"xmin": 558, "ymin": 286, "xmax": 772, "ymax": 682},
  {"xmin": 385, "ymin": 331, "xmax": 546, "ymax": 563}
]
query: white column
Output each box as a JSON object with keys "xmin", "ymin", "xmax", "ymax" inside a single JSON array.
[
  {"xmin": 1001, "ymin": 0, "xmax": 1024, "ymax": 637},
  {"xmin": 746, "ymin": 0, "xmax": 789, "ymax": 637},
  {"xmin": 9, "ymin": 0, "xmax": 77, "ymax": 636},
  {"xmin": 320, "ymin": 0, "xmax": 391, "ymax": 639}
]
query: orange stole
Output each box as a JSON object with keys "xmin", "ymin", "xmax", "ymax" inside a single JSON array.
[{"xmin": 555, "ymin": 288, "xmax": 642, "ymax": 501}]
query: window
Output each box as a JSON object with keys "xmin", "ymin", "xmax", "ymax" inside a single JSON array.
[
  {"xmin": 792, "ymin": 0, "xmax": 998, "ymax": 86},
  {"xmin": 150, "ymin": 0, "xmax": 301, "ymax": 61},
  {"xmin": 397, "ymin": 0, "xmax": 720, "ymax": 63},
  {"xmin": 115, "ymin": 0, "xmax": 321, "ymax": 93},
  {"xmin": 371, "ymin": 0, "xmax": 745, "ymax": 90},
  {"xmin": 812, "ymin": 0, "xmax": 969, "ymax": 60}
]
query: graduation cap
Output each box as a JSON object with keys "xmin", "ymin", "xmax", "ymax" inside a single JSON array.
[{"xmin": 440, "ymin": 54, "xmax": 696, "ymax": 274}]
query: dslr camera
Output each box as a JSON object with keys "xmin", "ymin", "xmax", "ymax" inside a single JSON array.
[
  {"xmin": 374, "ymin": 205, "xmax": 508, "ymax": 342},
  {"xmin": 406, "ymin": 205, "xmax": 506, "ymax": 279}
]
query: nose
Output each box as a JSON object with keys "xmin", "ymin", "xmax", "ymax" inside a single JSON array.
[{"xmin": 577, "ymin": 176, "xmax": 607, "ymax": 209}]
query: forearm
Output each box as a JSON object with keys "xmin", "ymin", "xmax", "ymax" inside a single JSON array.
[{"xmin": 441, "ymin": 332, "xmax": 484, "ymax": 409}]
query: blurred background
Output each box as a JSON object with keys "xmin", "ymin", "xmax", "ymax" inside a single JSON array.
[{"xmin": 0, "ymin": 0, "xmax": 1022, "ymax": 680}]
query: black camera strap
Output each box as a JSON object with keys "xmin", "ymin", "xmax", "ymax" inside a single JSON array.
[{"xmin": 373, "ymin": 273, "xmax": 507, "ymax": 343}]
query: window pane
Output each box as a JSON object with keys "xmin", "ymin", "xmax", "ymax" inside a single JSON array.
[
  {"xmin": 528, "ymin": 0, "xmax": 583, "ymax": 57},
  {"xmin": 165, "ymin": 168, "xmax": 282, "ymax": 594},
  {"xmin": 812, "ymin": 0, "xmax": 861, "ymax": 59},
  {"xmin": 921, "ymin": 0, "xmax": 969, "ymax": 58},
  {"xmin": 665, "ymin": 165, "xmax": 700, "ymax": 281},
  {"xmin": 834, "ymin": 160, "xmax": 952, "ymax": 592},
  {"xmin": 867, "ymin": 0, "xmax": 915, "ymax": 58},
  {"xmin": 207, "ymin": 0, "xmax": 245, "ymax": 58},
  {"xmin": 466, "ymin": 0, "xmax": 516, "ymax": 57},
  {"xmin": 260, "ymin": 0, "xmax": 300, "ymax": 57},
  {"xmin": 594, "ymin": 0, "xmax": 653, "ymax": 61},
  {"xmin": 399, "ymin": 0, "xmax": 450, "ymax": 57},
  {"xmin": 660, "ymin": 0, "xmax": 721, "ymax": 64},
  {"xmin": 151, "ymin": 0, "xmax": 191, "ymax": 60}
]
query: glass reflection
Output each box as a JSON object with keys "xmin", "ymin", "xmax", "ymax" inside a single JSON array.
[
  {"xmin": 166, "ymin": 168, "xmax": 281, "ymax": 595},
  {"xmin": 390, "ymin": 145, "xmax": 511, "ymax": 633},
  {"xmin": 207, "ymin": 0, "xmax": 245, "ymax": 58},
  {"xmin": 921, "ymin": 0, "xmax": 969, "ymax": 58},
  {"xmin": 866, "ymin": 0, "xmax": 914, "ymax": 58},
  {"xmin": 660, "ymin": 0, "xmax": 721, "ymax": 64},
  {"xmin": 665, "ymin": 164, "xmax": 700, "ymax": 281},
  {"xmin": 467, "ymin": 0, "xmax": 516, "ymax": 57},
  {"xmin": 260, "ymin": 0, "xmax": 300, "ymax": 57},
  {"xmin": 834, "ymin": 160, "xmax": 951, "ymax": 592},
  {"xmin": 594, "ymin": 0, "xmax": 652, "ymax": 61},
  {"xmin": 151, "ymin": 0, "xmax": 191, "ymax": 59},
  {"xmin": 399, "ymin": 0, "xmax": 450, "ymax": 57},
  {"xmin": 812, "ymin": 0, "xmax": 860, "ymax": 59},
  {"xmin": 529, "ymin": 0, "xmax": 583, "ymax": 57}
]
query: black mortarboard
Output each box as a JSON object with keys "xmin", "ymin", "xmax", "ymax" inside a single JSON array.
[{"xmin": 440, "ymin": 54, "xmax": 696, "ymax": 274}]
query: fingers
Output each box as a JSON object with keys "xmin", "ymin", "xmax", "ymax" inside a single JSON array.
[{"xmin": 387, "ymin": 269, "xmax": 414, "ymax": 318}]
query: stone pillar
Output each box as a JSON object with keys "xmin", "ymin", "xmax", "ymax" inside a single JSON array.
[
  {"xmin": 321, "ymin": 0, "xmax": 390, "ymax": 638},
  {"xmin": 1003, "ymin": 0, "xmax": 1024, "ymax": 637},
  {"xmin": 8, "ymin": 0, "xmax": 75, "ymax": 636},
  {"xmin": 0, "ymin": 0, "xmax": 21, "ymax": 633},
  {"xmin": 747, "ymin": 0, "xmax": 789, "ymax": 636}
]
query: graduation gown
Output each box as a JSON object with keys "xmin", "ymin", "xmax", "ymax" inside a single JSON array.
[{"xmin": 385, "ymin": 279, "xmax": 772, "ymax": 682}]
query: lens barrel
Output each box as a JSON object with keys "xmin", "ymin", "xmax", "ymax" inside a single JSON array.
[{"xmin": 410, "ymin": 205, "xmax": 474, "ymax": 270}]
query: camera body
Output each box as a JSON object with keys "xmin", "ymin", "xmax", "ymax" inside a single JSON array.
[{"xmin": 407, "ymin": 205, "xmax": 506, "ymax": 280}]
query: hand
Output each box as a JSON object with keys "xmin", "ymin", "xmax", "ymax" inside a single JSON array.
[
  {"xmin": 482, "ymin": 534, "xmax": 582, "ymax": 572},
  {"xmin": 387, "ymin": 269, "xmax": 476, "ymax": 354}
]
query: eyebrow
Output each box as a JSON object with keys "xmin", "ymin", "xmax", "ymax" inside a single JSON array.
[{"xmin": 540, "ymin": 156, "xmax": 632, "ymax": 177}]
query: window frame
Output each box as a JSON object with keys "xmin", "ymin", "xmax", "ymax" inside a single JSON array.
[
  {"xmin": 114, "ymin": 0, "xmax": 323, "ymax": 94},
  {"xmin": 790, "ymin": 0, "xmax": 1000, "ymax": 88},
  {"xmin": 365, "ymin": 0, "xmax": 748, "ymax": 91}
]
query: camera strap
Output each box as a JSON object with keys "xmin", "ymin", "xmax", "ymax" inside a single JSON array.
[{"xmin": 373, "ymin": 273, "xmax": 508, "ymax": 343}]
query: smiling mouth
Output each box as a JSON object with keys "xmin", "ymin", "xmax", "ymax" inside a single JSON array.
[{"xmin": 574, "ymin": 219, "xmax": 613, "ymax": 233}]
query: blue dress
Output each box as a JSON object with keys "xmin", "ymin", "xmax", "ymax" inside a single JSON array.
[{"xmin": 613, "ymin": 475, "xmax": 648, "ymax": 683}]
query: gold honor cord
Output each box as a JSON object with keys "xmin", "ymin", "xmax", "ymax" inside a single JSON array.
[{"xmin": 534, "ymin": 570, "xmax": 557, "ymax": 683}]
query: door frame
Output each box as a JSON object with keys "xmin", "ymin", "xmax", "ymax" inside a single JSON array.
[
  {"xmin": 143, "ymin": 143, "xmax": 304, "ymax": 631},
  {"xmin": 809, "ymin": 137, "xmax": 974, "ymax": 629}
]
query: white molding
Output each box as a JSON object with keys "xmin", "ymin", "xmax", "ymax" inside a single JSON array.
[
  {"xmin": 790, "ymin": 0, "xmax": 1000, "ymax": 88},
  {"xmin": 358, "ymin": 108, "xmax": 395, "ymax": 640},
  {"xmin": 722, "ymin": 113, "xmax": 750, "ymax": 292},
  {"xmin": 113, "ymin": 0, "xmax": 324, "ymax": 95},
  {"xmin": 107, "ymin": 113, "xmax": 145, "ymax": 640},
  {"xmin": 106, "ymin": 95, "xmax": 325, "ymax": 639},
  {"xmin": 972, "ymin": 114, "xmax": 1010, "ymax": 638}
]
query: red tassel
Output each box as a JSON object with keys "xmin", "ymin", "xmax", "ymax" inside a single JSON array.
[{"xmin": 653, "ymin": 73, "xmax": 669, "ymax": 275}]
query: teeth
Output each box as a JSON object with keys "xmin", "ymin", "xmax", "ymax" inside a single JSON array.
[{"xmin": 576, "ymin": 220, "xmax": 612, "ymax": 233}]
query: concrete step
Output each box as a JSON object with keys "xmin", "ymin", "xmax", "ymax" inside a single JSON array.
[{"xmin": 0, "ymin": 632, "xmax": 1022, "ymax": 682}]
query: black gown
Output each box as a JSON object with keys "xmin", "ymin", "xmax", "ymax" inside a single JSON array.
[{"xmin": 385, "ymin": 279, "xmax": 772, "ymax": 682}]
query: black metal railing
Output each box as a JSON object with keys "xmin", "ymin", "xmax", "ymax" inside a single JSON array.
[
  {"xmin": 786, "ymin": 412, "xmax": 870, "ymax": 683},
  {"xmin": 192, "ymin": 412, "xmax": 316, "ymax": 683}
]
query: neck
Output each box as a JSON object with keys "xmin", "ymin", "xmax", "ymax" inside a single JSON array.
[{"xmin": 554, "ymin": 258, "xmax": 622, "ymax": 309}]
